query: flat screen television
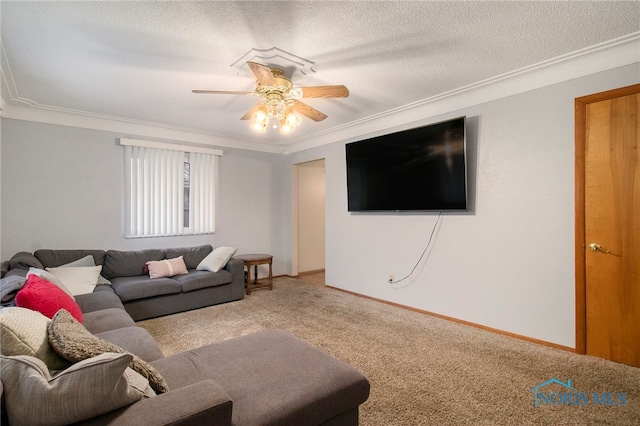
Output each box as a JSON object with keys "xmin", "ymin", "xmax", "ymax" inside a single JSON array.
[{"xmin": 345, "ymin": 116, "xmax": 467, "ymax": 212}]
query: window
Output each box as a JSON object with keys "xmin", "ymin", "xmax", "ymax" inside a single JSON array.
[
  {"xmin": 183, "ymin": 156, "xmax": 190, "ymax": 228},
  {"xmin": 120, "ymin": 138, "xmax": 222, "ymax": 237}
]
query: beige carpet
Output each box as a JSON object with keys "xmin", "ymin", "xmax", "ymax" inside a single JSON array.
[{"xmin": 138, "ymin": 277, "xmax": 640, "ymax": 425}]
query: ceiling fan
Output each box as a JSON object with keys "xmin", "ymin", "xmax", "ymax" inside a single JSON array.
[{"xmin": 192, "ymin": 61, "xmax": 349, "ymax": 133}]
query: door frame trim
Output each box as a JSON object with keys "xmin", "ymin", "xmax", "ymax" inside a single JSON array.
[
  {"xmin": 574, "ymin": 83, "xmax": 640, "ymax": 354},
  {"xmin": 291, "ymin": 158, "xmax": 326, "ymax": 277}
]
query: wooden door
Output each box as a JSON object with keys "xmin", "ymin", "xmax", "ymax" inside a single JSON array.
[{"xmin": 575, "ymin": 84, "xmax": 640, "ymax": 367}]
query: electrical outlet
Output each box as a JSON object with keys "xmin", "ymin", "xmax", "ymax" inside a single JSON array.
[{"xmin": 388, "ymin": 274, "xmax": 394, "ymax": 283}]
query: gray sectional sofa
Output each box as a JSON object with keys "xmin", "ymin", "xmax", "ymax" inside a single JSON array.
[
  {"xmin": 0, "ymin": 246, "xmax": 371, "ymax": 425},
  {"xmin": 4, "ymin": 245, "xmax": 245, "ymax": 320}
]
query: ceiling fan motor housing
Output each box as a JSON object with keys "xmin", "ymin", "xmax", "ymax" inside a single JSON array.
[{"xmin": 256, "ymin": 68, "xmax": 295, "ymax": 106}]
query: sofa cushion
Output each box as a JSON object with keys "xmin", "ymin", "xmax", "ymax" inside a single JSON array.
[
  {"xmin": 95, "ymin": 326, "xmax": 165, "ymax": 362},
  {"xmin": 146, "ymin": 256, "xmax": 188, "ymax": 279},
  {"xmin": 102, "ymin": 249, "xmax": 165, "ymax": 279},
  {"xmin": 164, "ymin": 245, "xmax": 213, "ymax": 270},
  {"xmin": 109, "ymin": 276, "xmax": 182, "ymax": 302},
  {"xmin": 196, "ymin": 247, "xmax": 237, "ymax": 273},
  {"xmin": 44, "ymin": 265, "xmax": 103, "ymax": 296},
  {"xmin": 15, "ymin": 275, "xmax": 83, "ymax": 323},
  {"xmin": 82, "ymin": 308, "xmax": 136, "ymax": 334},
  {"xmin": 0, "ymin": 307, "xmax": 70, "ymax": 371},
  {"xmin": 74, "ymin": 288, "xmax": 125, "ymax": 313},
  {"xmin": 174, "ymin": 270, "xmax": 233, "ymax": 293},
  {"xmin": 151, "ymin": 329, "xmax": 370, "ymax": 426},
  {"xmin": 34, "ymin": 249, "xmax": 106, "ymax": 269},
  {"xmin": 48, "ymin": 309, "xmax": 169, "ymax": 393},
  {"xmin": 1, "ymin": 353, "xmax": 152, "ymax": 425}
]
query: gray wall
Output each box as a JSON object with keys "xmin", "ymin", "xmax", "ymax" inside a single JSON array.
[
  {"xmin": 0, "ymin": 120, "xmax": 287, "ymax": 274},
  {"xmin": 1, "ymin": 63, "xmax": 637, "ymax": 349},
  {"xmin": 284, "ymin": 64, "xmax": 639, "ymax": 348}
]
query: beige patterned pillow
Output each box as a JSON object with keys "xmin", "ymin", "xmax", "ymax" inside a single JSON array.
[
  {"xmin": 1, "ymin": 353, "xmax": 152, "ymax": 425},
  {"xmin": 48, "ymin": 309, "xmax": 169, "ymax": 393},
  {"xmin": 0, "ymin": 307, "xmax": 70, "ymax": 370}
]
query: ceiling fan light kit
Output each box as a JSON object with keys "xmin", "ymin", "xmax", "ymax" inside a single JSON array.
[
  {"xmin": 193, "ymin": 61, "xmax": 348, "ymax": 135},
  {"xmin": 250, "ymin": 105, "xmax": 269, "ymax": 133},
  {"xmin": 248, "ymin": 101, "xmax": 301, "ymax": 134}
]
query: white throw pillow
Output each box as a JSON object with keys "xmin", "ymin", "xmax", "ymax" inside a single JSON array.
[
  {"xmin": 60, "ymin": 255, "xmax": 111, "ymax": 285},
  {"xmin": 196, "ymin": 247, "xmax": 237, "ymax": 273},
  {"xmin": 45, "ymin": 266, "xmax": 102, "ymax": 296}
]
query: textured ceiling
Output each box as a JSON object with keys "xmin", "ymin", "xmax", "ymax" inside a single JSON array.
[{"xmin": 1, "ymin": 1, "xmax": 639, "ymax": 149}]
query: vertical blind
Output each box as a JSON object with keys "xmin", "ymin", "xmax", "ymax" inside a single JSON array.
[
  {"xmin": 122, "ymin": 139, "xmax": 221, "ymax": 237},
  {"xmin": 189, "ymin": 152, "xmax": 218, "ymax": 235}
]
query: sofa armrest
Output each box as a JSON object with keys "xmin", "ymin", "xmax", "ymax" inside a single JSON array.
[
  {"xmin": 80, "ymin": 380, "xmax": 233, "ymax": 426},
  {"xmin": 225, "ymin": 257, "xmax": 245, "ymax": 300},
  {"xmin": 8, "ymin": 251, "xmax": 44, "ymax": 271}
]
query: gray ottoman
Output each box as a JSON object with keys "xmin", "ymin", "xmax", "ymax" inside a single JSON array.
[{"xmin": 151, "ymin": 329, "xmax": 370, "ymax": 425}]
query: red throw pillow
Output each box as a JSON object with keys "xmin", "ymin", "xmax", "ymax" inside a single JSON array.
[{"xmin": 15, "ymin": 275, "xmax": 83, "ymax": 323}]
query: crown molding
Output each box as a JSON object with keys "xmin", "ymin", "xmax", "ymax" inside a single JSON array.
[
  {"xmin": 283, "ymin": 32, "xmax": 640, "ymax": 154},
  {"xmin": 1, "ymin": 102, "xmax": 286, "ymax": 154},
  {"xmin": 0, "ymin": 42, "xmax": 285, "ymax": 154},
  {"xmin": 2, "ymin": 33, "xmax": 638, "ymax": 156}
]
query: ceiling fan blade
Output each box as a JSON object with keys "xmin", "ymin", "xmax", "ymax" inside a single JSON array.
[
  {"xmin": 192, "ymin": 90, "xmax": 255, "ymax": 95},
  {"xmin": 300, "ymin": 85, "xmax": 349, "ymax": 98},
  {"xmin": 291, "ymin": 99, "xmax": 328, "ymax": 122},
  {"xmin": 240, "ymin": 102, "xmax": 264, "ymax": 120},
  {"xmin": 247, "ymin": 61, "xmax": 275, "ymax": 86}
]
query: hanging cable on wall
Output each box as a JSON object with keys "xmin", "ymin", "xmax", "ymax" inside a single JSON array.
[{"xmin": 391, "ymin": 212, "xmax": 443, "ymax": 287}]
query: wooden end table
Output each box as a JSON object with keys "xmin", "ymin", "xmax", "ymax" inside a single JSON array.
[{"xmin": 235, "ymin": 253, "xmax": 273, "ymax": 295}]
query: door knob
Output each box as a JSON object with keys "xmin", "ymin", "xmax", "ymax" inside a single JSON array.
[{"xmin": 589, "ymin": 243, "xmax": 610, "ymax": 253}]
